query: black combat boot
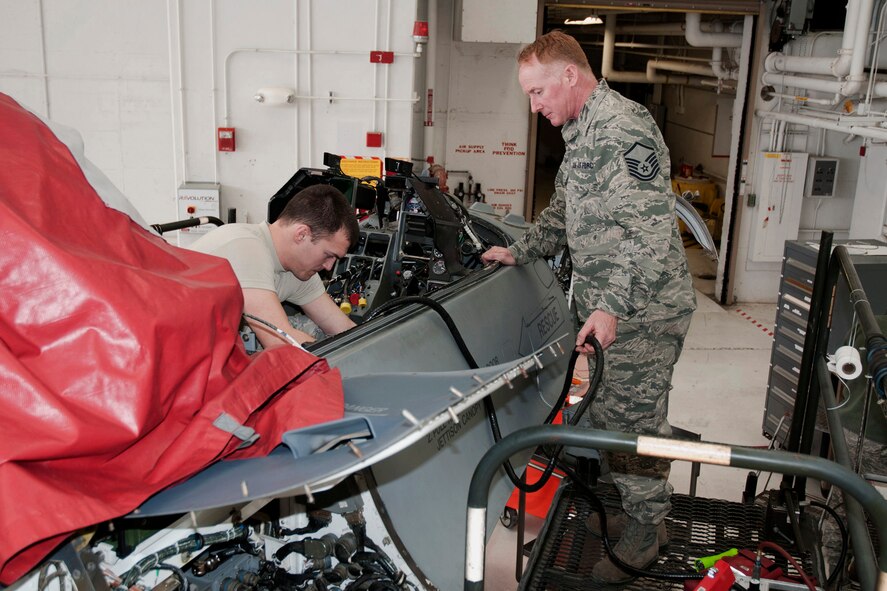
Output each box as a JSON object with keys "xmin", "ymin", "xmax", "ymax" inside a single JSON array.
[
  {"xmin": 591, "ymin": 516, "xmax": 660, "ymax": 585},
  {"xmin": 585, "ymin": 511, "xmax": 668, "ymax": 548}
]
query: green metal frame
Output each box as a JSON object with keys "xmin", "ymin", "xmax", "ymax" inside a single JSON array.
[
  {"xmin": 463, "ymin": 426, "xmax": 887, "ymax": 590},
  {"xmin": 464, "ymin": 233, "xmax": 887, "ymax": 590}
]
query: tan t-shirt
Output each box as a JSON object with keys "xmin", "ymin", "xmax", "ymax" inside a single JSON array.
[{"xmin": 190, "ymin": 222, "xmax": 325, "ymax": 305}]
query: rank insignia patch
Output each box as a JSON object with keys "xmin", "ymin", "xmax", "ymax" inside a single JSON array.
[{"xmin": 623, "ymin": 142, "xmax": 660, "ymax": 182}]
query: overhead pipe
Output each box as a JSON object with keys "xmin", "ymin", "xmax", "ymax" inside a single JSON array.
[
  {"xmin": 684, "ymin": 15, "xmax": 742, "ymax": 81},
  {"xmin": 221, "ymin": 46, "xmax": 420, "ymax": 125},
  {"xmin": 762, "ymin": 72, "xmax": 850, "ymax": 95},
  {"xmin": 648, "ymin": 59, "xmax": 716, "ymax": 79},
  {"xmin": 864, "ymin": 0, "xmax": 887, "ymax": 111},
  {"xmin": 685, "ymin": 12, "xmax": 742, "ymax": 48},
  {"xmin": 761, "ymin": 71, "xmax": 887, "ymax": 99},
  {"xmin": 589, "ymin": 40, "xmax": 711, "ymax": 52},
  {"xmin": 601, "ymin": 15, "xmax": 662, "ymax": 83},
  {"xmin": 846, "ymin": 0, "xmax": 876, "ymax": 96},
  {"xmin": 761, "ymin": 0, "xmax": 887, "ymax": 102},
  {"xmin": 423, "ymin": 0, "xmax": 437, "ymax": 164},
  {"xmin": 764, "ymin": 0, "xmax": 864, "ymax": 77},
  {"xmin": 614, "ymin": 18, "xmax": 741, "ymax": 42},
  {"xmin": 615, "ymin": 22, "xmax": 685, "ymax": 36},
  {"xmin": 710, "ymin": 22, "xmax": 738, "ymax": 80},
  {"xmin": 699, "ymin": 78, "xmax": 736, "ymax": 93},
  {"xmin": 617, "ymin": 50, "xmax": 711, "ymax": 63},
  {"xmin": 768, "ymin": 90, "xmax": 843, "ymax": 106},
  {"xmin": 602, "ymin": 15, "xmax": 731, "ymax": 86},
  {"xmin": 756, "ymin": 108, "xmax": 887, "ymax": 142},
  {"xmin": 711, "ymin": 45, "xmax": 734, "ymax": 79}
]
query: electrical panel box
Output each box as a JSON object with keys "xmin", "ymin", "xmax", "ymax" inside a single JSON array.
[
  {"xmin": 804, "ymin": 157, "xmax": 839, "ymax": 197},
  {"xmin": 176, "ymin": 182, "xmax": 220, "ymax": 247},
  {"xmin": 750, "ymin": 152, "xmax": 809, "ymax": 262}
]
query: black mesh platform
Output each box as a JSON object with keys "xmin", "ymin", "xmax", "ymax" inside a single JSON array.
[{"xmin": 519, "ymin": 483, "xmax": 815, "ymax": 590}]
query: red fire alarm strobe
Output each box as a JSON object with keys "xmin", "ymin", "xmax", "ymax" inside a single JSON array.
[
  {"xmin": 218, "ymin": 127, "xmax": 236, "ymax": 152},
  {"xmin": 413, "ymin": 20, "xmax": 428, "ymax": 52},
  {"xmin": 413, "ymin": 21, "xmax": 429, "ymax": 42}
]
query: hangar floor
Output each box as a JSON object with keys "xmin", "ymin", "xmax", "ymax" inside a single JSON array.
[{"xmin": 486, "ymin": 244, "xmax": 778, "ymax": 589}]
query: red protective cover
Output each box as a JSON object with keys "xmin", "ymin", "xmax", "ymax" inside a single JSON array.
[{"xmin": 0, "ymin": 94, "xmax": 344, "ymax": 584}]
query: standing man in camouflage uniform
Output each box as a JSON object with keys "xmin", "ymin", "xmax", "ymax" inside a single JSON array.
[{"xmin": 482, "ymin": 31, "xmax": 696, "ymax": 584}]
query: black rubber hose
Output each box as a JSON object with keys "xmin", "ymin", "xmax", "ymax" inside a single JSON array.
[
  {"xmin": 364, "ymin": 294, "xmax": 603, "ymax": 494},
  {"xmin": 364, "ymin": 296, "xmax": 477, "ymax": 366},
  {"xmin": 151, "ymin": 216, "xmax": 224, "ymax": 235},
  {"xmin": 274, "ymin": 540, "xmax": 305, "ymax": 561},
  {"xmin": 866, "ymin": 336, "xmax": 887, "ymax": 400},
  {"xmin": 121, "ymin": 525, "xmax": 246, "ymax": 588},
  {"xmin": 560, "ymin": 461, "xmax": 704, "ymax": 583},
  {"xmin": 809, "ymin": 500, "xmax": 849, "ymax": 589},
  {"xmin": 155, "ymin": 563, "xmax": 190, "ymax": 591},
  {"xmin": 488, "ymin": 336, "xmax": 602, "ymax": 494}
]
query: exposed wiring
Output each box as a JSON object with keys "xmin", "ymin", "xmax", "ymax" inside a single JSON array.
[
  {"xmin": 809, "ymin": 500, "xmax": 848, "ymax": 588},
  {"xmin": 119, "ymin": 524, "xmax": 247, "ymax": 588},
  {"xmin": 757, "ymin": 541, "xmax": 817, "ymax": 591},
  {"xmin": 154, "ymin": 563, "xmax": 190, "ymax": 591},
  {"xmin": 365, "ymin": 293, "xmax": 604, "ymax": 494},
  {"xmin": 366, "ymin": 293, "xmax": 708, "ymax": 584},
  {"xmin": 825, "ymin": 372, "xmax": 853, "ymax": 411},
  {"xmin": 37, "ymin": 561, "xmax": 67, "ymax": 591},
  {"xmin": 562, "ymin": 462, "xmax": 703, "ymax": 582}
]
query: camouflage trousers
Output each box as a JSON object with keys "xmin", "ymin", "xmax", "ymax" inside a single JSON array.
[{"xmin": 582, "ymin": 313, "xmax": 692, "ymax": 525}]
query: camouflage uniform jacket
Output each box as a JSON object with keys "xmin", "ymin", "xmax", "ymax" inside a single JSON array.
[{"xmin": 510, "ymin": 79, "xmax": 696, "ymax": 325}]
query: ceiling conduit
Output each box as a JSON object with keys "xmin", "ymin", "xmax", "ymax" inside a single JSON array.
[
  {"xmin": 764, "ymin": 0, "xmax": 863, "ymax": 77},
  {"xmin": 685, "ymin": 12, "xmax": 742, "ymax": 48},
  {"xmin": 754, "ymin": 109, "xmax": 887, "ymax": 141},
  {"xmin": 761, "ymin": 0, "xmax": 886, "ymax": 99},
  {"xmin": 602, "ymin": 15, "xmax": 687, "ymax": 84},
  {"xmin": 756, "ymin": 0, "xmax": 887, "ymax": 142},
  {"xmin": 601, "ymin": 14, "xmax": 741, "ymax": 86},
  {"xmin": 647, "ymin": 59, "xmax": 717, "ymax": 79}
]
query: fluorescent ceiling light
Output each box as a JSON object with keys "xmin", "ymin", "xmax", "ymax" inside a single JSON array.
[{"xmin": 564, "ymin": 15, "xmax": 603, "ymax": 25}]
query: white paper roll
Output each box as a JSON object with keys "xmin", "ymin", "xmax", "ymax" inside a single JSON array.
[{"xmin": 834, "ymin": 345, "xmax": 863, "ymax": 380}]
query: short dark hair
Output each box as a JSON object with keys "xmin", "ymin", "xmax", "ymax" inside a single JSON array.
[
  {"xmin": 518, "ymin": 30, "xmax": 592, "ymax": 74},
  {"xmin": 277, "ymin": 184, "xmax": 359, "ymax": 248}
]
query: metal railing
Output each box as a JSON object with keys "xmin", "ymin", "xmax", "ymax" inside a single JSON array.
[
  {"xmin": 464, "ymin": 231, "xmax": 887, "ymax": 590},
  {"xmin": 463, "ymin": 426, "xmax": 887, "ymax": 590}
]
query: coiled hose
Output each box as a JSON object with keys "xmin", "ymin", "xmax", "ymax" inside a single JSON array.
[
  {"xmin": 366, "ymin": 294, "xmax": 711, "ymax": 583},
  {"xmin": 365, "ymin": 295, "xmax": 602, "ymax": 493}
]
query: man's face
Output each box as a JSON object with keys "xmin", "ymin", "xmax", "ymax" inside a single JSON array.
[
  {"xmin": 518, "ymin": 56, "xmax": 574, "ymax": 127},
  {"xmin": 289, "ymin": 227, "xmax": 351, "ymax": 281}
]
